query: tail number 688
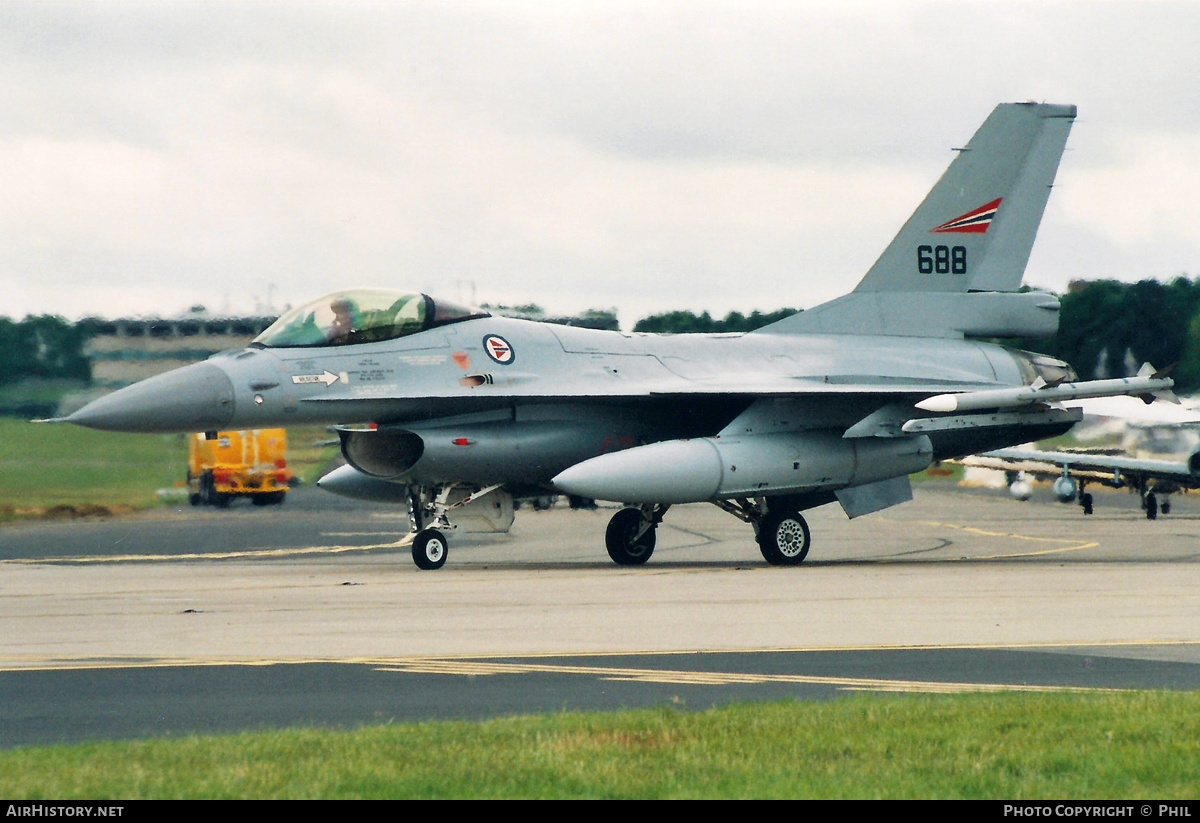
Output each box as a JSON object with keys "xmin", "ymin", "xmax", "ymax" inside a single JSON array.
[{"xmin": 917, "ymin": 245, "xmax": 967, "ymax": 275}]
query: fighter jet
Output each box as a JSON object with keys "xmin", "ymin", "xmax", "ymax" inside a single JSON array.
[
  {"xmin": 963, "ymin": 446, "xmax": 1200, "ymax": 519},
  {"xmin": 960, "ymin": 393, "xmax": 1200, "ymax": 518},
  {"xmin": 62, "ymin": 103, "xmax": 1176, "ymax": 569}
]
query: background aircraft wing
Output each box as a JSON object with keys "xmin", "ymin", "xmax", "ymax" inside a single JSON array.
[
  {"xmin": 1063, "ymin": 395, "xmax": 1200, "ymax": 426},
  {"xmin": 965, "ymin": 447, "xmax": 1199, "ymax": 488}
]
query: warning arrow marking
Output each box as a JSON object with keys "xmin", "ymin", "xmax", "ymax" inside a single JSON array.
[{"xmin": 292, "ymin": 370, "xmax": 340, "ymax": 387}]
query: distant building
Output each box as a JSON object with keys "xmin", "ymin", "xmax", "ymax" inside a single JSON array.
[{"xmin": 81, "ymin": 316, "xmax": 276, "ymax": 389}]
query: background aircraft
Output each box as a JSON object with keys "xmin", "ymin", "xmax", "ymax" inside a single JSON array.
[
  {"xmin": 61, "ymin": 102, "xmax": 1176, "ymax": 569},
  {"xmin": 960, "ymin": 395, "xmax": 1200, "ymax": 518},
  {"xmin": 963, "ymin": 447, "xmax": 1200, "ymax": 519}
]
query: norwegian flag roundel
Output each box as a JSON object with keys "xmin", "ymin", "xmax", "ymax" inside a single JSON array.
[{"xmin": 483, "ymin": 334, "xmax": 515, "ymax": 364}]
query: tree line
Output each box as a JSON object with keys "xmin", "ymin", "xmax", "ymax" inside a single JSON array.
[
  {"xmin": 4, "ymin": 276, "xmax": 1200, "ymax": 391},
  {"xmin": 0, "ymin": 315, "xmax": 91, "ymax": 385}
]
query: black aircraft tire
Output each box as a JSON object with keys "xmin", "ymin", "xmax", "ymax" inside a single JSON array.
[
  {"xmin": 1081, "ymin": 492, "xmax": 1094, "ymax": 515},
  {"xmin": 1146, "ymin": 494, "xmax": 1158, "ymax": 521},
  {"xmin": 412, "ymin": 529, "xmax": 448, "ymax": 570},
  {"xmin": 605, "ymin": 507, "xmax": 656, "ymax": 566},
  {"xmin": 757, "ymin": 510, "xmax": 811, "ymax": 566}
]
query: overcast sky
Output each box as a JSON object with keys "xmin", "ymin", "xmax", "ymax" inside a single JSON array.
[{"xmin": 3, "ymin": 0, "xmax": 1198, "ymax": 327}]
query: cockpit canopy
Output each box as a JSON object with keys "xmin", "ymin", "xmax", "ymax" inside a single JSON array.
[{"xmin": 253, "ymin": 289, "xmax": 488, "ymax": 348}]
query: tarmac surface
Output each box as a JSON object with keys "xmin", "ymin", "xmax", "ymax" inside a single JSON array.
[{"xmin": 3, "ymin": 481, "xmax": 1200, "ymax": 747}]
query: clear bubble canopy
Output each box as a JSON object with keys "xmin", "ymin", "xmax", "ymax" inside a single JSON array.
[{"xmin": 253, "ymin": 289, "xmax": 488, "ymax": 348}]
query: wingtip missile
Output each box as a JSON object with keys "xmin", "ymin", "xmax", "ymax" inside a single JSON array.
[{"xmin": 915, "ymin": 369, "xmax": 1176, "ymax": 414}]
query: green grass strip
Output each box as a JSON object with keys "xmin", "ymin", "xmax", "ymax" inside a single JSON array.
[
  {"xmin": 0, "ymin": 419, "xmax": 339, "ymax": 519},
  {"xmin": 2, "ymin": 692, "xmax": 1198, "ymax": 799}
]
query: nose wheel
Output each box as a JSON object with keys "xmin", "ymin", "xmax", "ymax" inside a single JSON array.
[
  {"xmin": 404, "ymin": 483, "xmax": 504, "ymax": 569},
  {"xmin": 412, "ymin": 528, "xmax": 448, "ymax": 570}
]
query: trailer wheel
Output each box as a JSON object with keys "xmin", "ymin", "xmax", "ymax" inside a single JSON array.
[{"xmin": 199, "ymin": 471, "xmax": 214, "ymax": 506}]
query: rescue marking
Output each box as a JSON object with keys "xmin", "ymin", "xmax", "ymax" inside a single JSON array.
[
  {"xmin": 483, "ymin": 335, "xmax": 515, "ymax": 365},
  {"xmin": 292, "ymin": 370, "xmax": 341, "ymax": 386},
  {"xmin": 397, "ymin": 354, "xmax": 448, "ymax": 367}
]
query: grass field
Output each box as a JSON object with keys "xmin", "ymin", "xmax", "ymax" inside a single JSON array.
[
  {"xmin": 0, "ymin": 418, "xmax": 340, "ymax": 519},
  {"xmin": 2, "ymin": 692, "xmax": 1198, "ymax": 799}
]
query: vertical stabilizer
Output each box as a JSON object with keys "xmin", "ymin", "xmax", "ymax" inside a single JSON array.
[
  {"xmin": 855, "ymin": 102, "xmax": 1075, "ymax": 294},
  {"xmin": 764, "ymin": 103, "xmax": 1075, "ymax": 338}
]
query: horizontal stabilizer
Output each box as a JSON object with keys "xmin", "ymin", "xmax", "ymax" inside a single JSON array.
[{"xmin": 761, "ymin": 290, "xmax": 1060, "ymax": 339}]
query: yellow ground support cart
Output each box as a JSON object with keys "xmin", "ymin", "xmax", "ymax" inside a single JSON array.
[{"xmin": 188, "ymin": 428, "xmax": 292, "ymax": 507}]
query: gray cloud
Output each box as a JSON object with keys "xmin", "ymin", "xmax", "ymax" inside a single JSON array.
[{"xmin": 1, "ymin": 1, "xmax": 1198, "ymax": 325}]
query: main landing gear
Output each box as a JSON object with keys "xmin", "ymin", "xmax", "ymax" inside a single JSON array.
[
  {"xmin": 603, "ymin": 497, "xmax": 813, "ymax": 567},
  {"xmin": 605, "ymin": 505, "xmax": 667, "ymax": 565},
  {"xmin": 1142, "ymin": 490, "xmax": 1170, "ymax": 520},
  {"xmin": 755, "ymin": 508, "xmax": 812, "ymax": 565}
]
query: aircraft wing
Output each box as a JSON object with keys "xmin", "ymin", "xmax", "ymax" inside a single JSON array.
[
  {"xmin": 297, "ymin": 373, "xmax": 1001, "ymax": 403},
  {"xmin": 963, "ymin": 447, "xmax": 1199, "ymax": 488},
  {"xmin": 295, "ymin": 367, "xmax": 1172, "ymax": 403}
]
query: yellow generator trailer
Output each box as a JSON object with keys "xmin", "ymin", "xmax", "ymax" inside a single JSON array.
[{"xmin": 188, "ymin": 429, "xmax": 292, "ymax": 507}]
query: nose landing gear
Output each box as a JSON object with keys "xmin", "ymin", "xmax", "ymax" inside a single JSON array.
[{"xmin": 407, "ymin": 483, "xmax": 503, "ymax": 570}]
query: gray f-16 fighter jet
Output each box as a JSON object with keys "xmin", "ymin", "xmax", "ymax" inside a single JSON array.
[{"xmin": 64, "ymin": 103, "xmax": 1176, "ymax": 569}]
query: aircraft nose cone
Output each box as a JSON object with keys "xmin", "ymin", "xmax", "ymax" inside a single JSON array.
[{"xmin": 67, "ymin": 361, "xmax": 236, "ymax": 433}]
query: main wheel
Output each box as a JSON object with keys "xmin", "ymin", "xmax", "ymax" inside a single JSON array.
[
  {"xmin": 757, "ymin": 510, "xmax": 811, "ymax": 566},
  {"xmin": 605, "ymin": 507, "xmax": 656, "ymax": 565},
  {"xmin": 1146, "ymin": 493, "xmax": 1158, "ymax": 521},
  {"xmin": 412, "ymin": 528, "xmax": 448, "ymax": 570},
  {"xmin": 1080, "ymin": 492, "xmax": 1094, "ymax": 515}
]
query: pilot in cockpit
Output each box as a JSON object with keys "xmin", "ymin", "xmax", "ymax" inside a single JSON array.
[{"xmin": 328, "ymin": 297, "xmax": 359, "ymax": 343}]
